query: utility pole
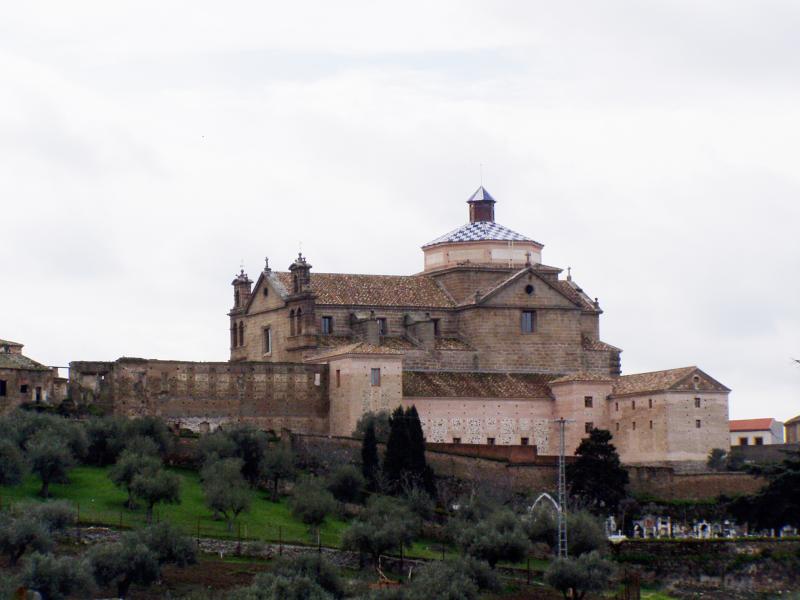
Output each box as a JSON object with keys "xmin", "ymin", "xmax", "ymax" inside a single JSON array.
[{"xmin": 553, "ymin": 417, "xmax": 573, "ymax": 558}]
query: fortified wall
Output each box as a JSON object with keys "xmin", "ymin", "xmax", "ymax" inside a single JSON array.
[{"xmin": 69, "ymin": 358, "xmax": 330, "ymax": 434}]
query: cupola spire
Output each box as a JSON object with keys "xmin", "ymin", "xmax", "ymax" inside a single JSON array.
[{"xmin": 467, "ymin": 186, "xmax": 496, "ymax": 223}]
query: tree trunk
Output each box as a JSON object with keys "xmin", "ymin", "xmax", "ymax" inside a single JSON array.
[
  {"xmin": 118, "ymin": 575, "xmax": 133, "ymax": 599},
  {"xmin": 146, "ymin": 504, "xmax": 154, "ymax": 524},
  {"xmin": 39, "ymin": 479, "xmax": 50, "ymax": 498},
  {"xmin": 272, "ymin": 476, "xmax": 279, "ymax": 501}
]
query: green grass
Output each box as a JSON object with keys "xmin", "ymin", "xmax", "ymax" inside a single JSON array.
[
  {"xmin": 640, "ymin": 590, "xmax": 678, "ymax": 600},
  {"xmin": 0, "ymin": 466, "xmax": 348, "ymax": 547}
]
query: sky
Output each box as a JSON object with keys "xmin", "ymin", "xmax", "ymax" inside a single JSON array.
[{"xmin": 1, "ymin": 1, "xmax": 798, "ymax": 421}]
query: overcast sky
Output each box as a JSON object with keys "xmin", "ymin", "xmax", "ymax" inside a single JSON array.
[{"xmin": 1, "ymin": 2, "xmax": 799, "ymax": 420}]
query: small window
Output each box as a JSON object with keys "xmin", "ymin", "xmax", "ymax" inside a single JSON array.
[
  {"xmin": 520, "ymin": 437, "xmax": 529, "ymax": 446},
  {"xmin": 234, "ymin": 290, "xmax": 240, "ymax": 307},
  {"xmin": 432, "ymin": 318, "xmax": 441, "ymax": 337},
  {"xmin": 335, "ymin": 369, "xmax": 341, "ymax": 388},
  {"xmin": 321, "ymin": 316, "xmax": 333, "ymax": 335},
  {"xmin": 615, "ymin": 402, "xmax": 619, "ymax": 412},
  {"xmin": 649, "ymin": 420, "xmax": 653, "ymax": 429},
  {"xmin": 584, "ymin": 422, "xmax": 594, "ymax": 433},
  {"xmin": 20, "ymin": 384, "xmax": 29, "ymax": 394},
  {"xmin": 584, "ymin": 396, "xmax": 593, "ymax": 408},
  {"xmin": 238, "ymin": 321, "xmax": 244, "ymax": 346},
  {"xmin": 289, "ymin": 310, "xmax": 296, "ymax": 336},
  {"xmin": 521, "ymin": 310, "xmax": 536, "ymax": 333},
  {"xmin": 487, "ymin": 437, "xmax": 496, "ymax": 445},
  {"xmin": 296, "ymin": 308, "xmax": 303, "ymax": 334},
  {"xmin": 263, "ymin": 287, "xmax": 269, "ymax": 297},
  {"xmin": 231, "ymin": 326, "xmax": 237, "ymax": 348},
  {"xmin": 0, "ymin": 380, "xmax": 6, "ymax": 397},
  {"xmin": 648, "ymin": 398, "xmax": 653, "ymax": 408},
  {"xmin": 377, "ymin": 318, "xmax": 387, "ymax": 336},
  {"xmin": 739, "ymin": 437, "xmax": 748, "ymax": 446},
  {"xmin": 754, "ymin": 437, "xmax": 764, "ymax": 446},
  {"xmin": 524, "ymin": 284, "xmax": 535, "ymax": 295},
  {"xmin": 615, "ymin": 422, "xmax": 620, "ymax": 432},
  {"xmin": 695, "ymin": 419, "xmax": 701, "ymax": 429},
  {"xmin": 694, "ymin": 397, "xmax": 701, "ymax": 408},
  {"xmin": 632, "ymin": 400, "xmax": 636, "ymax": 410},
  {"xmin": 632, "ymin": 421, "xmax": 636, "ymax": 431},
  {"xmin": 35, "ymin": 387, "xmax": 42, "ymax": 403},
  {"xmin": 370, "ymin": 368, "xmax": 381, "ymax": 387},
  {"xmin": 452, "ymin": 437, "xmax": 462, "ymax": 444},
  {"xmin": 263, "ymin": 328, "xmax": 272, "ymax": 354}
]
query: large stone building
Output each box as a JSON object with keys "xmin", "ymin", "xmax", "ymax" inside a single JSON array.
[{"xmin": 218, "ymin": 187, "xmax": 731, "ymax": 467}]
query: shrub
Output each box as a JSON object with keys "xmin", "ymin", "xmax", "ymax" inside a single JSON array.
[
  {"xmin": 545, "ymin": 551, "xmax": 616, "ymax": 600},
  {"xmin": 290, "ymin": 477, "xmax": 337, "ymax": 532},
  {"xmin": 0, "ymin": 438, "xmax": 27, "ymax": 485},
  {"xmin": 21, "ymin": 552, "xmax": 94, "ymax": 600},
  {"xmin": 456, "ymin": 509, "xmax": 530, "ymax": 568},
  {"xmin": 327, "ymin": 464, "xmax": 365, "ymax": 504}
]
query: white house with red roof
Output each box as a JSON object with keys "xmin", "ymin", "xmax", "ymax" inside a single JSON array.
[{"xmin": 730, "ymin": 418, "xmax": 784, "ymax": 446}]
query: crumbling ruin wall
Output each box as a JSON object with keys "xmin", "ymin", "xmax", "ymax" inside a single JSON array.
[{"xmin": 69, "ymin": 358, "xmax": 330, "ymax": 434}]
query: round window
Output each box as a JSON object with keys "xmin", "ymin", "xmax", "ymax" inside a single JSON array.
[{"xmin": 525, "ymin": 284, "xmax": 535, "ymax": 295}]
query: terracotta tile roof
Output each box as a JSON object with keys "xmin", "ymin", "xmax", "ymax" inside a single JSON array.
[
  {"xmin": 611, "ymin": 366, "xmax": 698, "ymax": 396},
  {"xmin": 554, "ymin": 281, "xmax": 597, "ymax": 311},
  {"xmin": 380, "ymin": 337, "xmax": 417, "ymax": 350},
  {"xmin": 403, "ymin": 371, "xmax": 555, "ymax": 399},
  {"xmin": 275, "ymin": 272, "xmax": 454, "ymax": 308},
  {"xmin": 0, "ymin": 352, "xmax": 50, "ymax": 371},
  {"xmin": 729, "ymin": 418, "xmax": 776, "ymax": 432},
  {"xmin": 550, "ymin": 372, "xmax": 614, "ymax": 384},
  {"xmin": 306, "ymin": 341, "xmax": 405, "ymax": 362},
  {"xmin": 582, "ymin": 335, "xmax": 621, "ymax": 352},
  {"xmin": 316, "ymin": 335, "xmax": 356, "ymax": 349},
  {"xmin": 435, "ymin": 337, "xmax": 473, "ymax": 351}
]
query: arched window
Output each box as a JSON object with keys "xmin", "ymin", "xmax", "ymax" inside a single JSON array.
[
  {"xmin": 296, "ymin": 308, "xmax": 303, "ymax": 334},
  {"xmin": 238, "ymin": 321, "xmax": 244, "ymax": 347},
  {"xmin": 231, "ymin": 325, "xmax": 237, "ymax": 348},
  {"xmin": 234, "ymin": 290, "xmax": 240, "ymax": 307},
  {"xmin": 289, "ymin": 310, "xmax": 295, "ymax": 336}
]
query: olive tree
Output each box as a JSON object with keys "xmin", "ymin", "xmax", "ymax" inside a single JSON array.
[
  {"xmin": 544, "ymin": 551, "xmax": 616, "ymax": 600},
  {"xmin": 27, "ymin": 436, "xmax": 75, "ymax": 498},
  {"xmin": 260, "ymin": 445, "xmax": 296, "ymax": 501},
  {"xmin": 456, "ymin": 509, "xmax": 530, "ymax": 568},
  {"xmin": 0, "ymin": 439, "xmax": 27, "ymax": 485},
  {"xmin": 0, "ymin": 501, "xmax": 76, "ymax": 565},
  {"xmin": 21, "ymin": 553, "xmax": 94, "ymax": 600},
  {"xmin": 202, "ymin": 457, "xmax": 251, "ymax": 531},
  {"xmin": 109, "ymin": 450, "xmax": 162, "ymax": 509},
  {"xmin": 289, "ymin": 477, "xmax": 337, "ymax": 535},
  {"xmin": 130, "ymin": 468, "xmax": 181, "ymax": 523},
  {"xmin": 342, "ymin": 496, "xmax": 420, "ymax": 566}
]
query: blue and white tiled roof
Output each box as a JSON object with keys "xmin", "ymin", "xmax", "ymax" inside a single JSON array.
[{"xmin": 423, "ymin": 221, "xmax": 540, "ymax": 247}]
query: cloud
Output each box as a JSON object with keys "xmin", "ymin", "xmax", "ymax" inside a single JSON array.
[{"xmin": 1, "ymin": 1, "xmax": 798, "ymax": 420}]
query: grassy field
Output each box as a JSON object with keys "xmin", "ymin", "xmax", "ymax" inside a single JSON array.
[
  {"xmin": 0, "ymin": 465, "xmax": 453, "ymax": 559},
  {"xmin": 0, "ymin": 466, "xmax": 349, "ymax": 547}
]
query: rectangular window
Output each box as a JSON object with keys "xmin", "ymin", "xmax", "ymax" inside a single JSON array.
[
  {"xmin": 377, "ymin": 318, "xmax": 387, "ymax": 336},
  {"xmin": 20, "ymin": 384, "xmax": 29, "ymax": 394},
  {"xmin": 632, "ymin": 421, "xmax": 636, "ymax": 431},
  {"xmin": 754, "ymin": 437, "xmax": 764, "ymax": 445},
  {"xmin": 649, "ymin": 420, "xmax": 653, "ymax": 429},
  {"xmin": 695, "ymin": 419, "xmax": 701, "ymax": 429},
  {"xmin": 0, "ymin": 380, "xmax": 5, "ymax": 397},
  {"xmin": 521, "ymin": 310, "xmax": 536, "ymax": 333},
  {"xmin": 35, "ymin": 387, "xmax": 42, "ymax": 403},
  {"xmin": 452, "ymin": 437, "xmax": 461, "ymax": 444},
  {"xmin": 487, "ymin": 437, "xmax": 496, "ymax": 445},
  {"xmin": 615, "ymin": 402, "xmax": 619, "ymax": 411},
  {"xmin": 321, "ymin": 316, "xmax": 333, "ymax": 335},
  {"xmin": 584, "ymin": 396, "xmax": 593, "ymax": 408},
  {"xmin": 584, "ymin": 422, "xmax": 594, "ymax": 433},
  {"xmin": 335, "ymin": 369, "xmax": 341, "ymax": 388},
  {"xmin": 648, "ymin": 398, "xmax": 653, "ymax": 408},
  {"xmin": 370, "ymin": 368, "xmax": 381, "ymax": 387},
  {"xmin": 632, "ymin": 400, "xmax": 636, "ymax": 410},
  {"xmin": 263, "ymin": 328, "xmax": 272, "ymax": 354},
  {"xmin": 694, "ymin": 397, "xmax": 701, "ymax": 408},
  {"xmin": 520, "ymin": 437, "xmax": 529, "ymax": 446},
  {"xmin": 739, "ymin": 437, "xmax": 748, "ymax": 446},
  {"xmin": 615, "ymin": 422, "xmax": 620, "ymax": 432},
  {"xmin": 432, "ymin": 318, "xmax": 441, "ymax": 337}
]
